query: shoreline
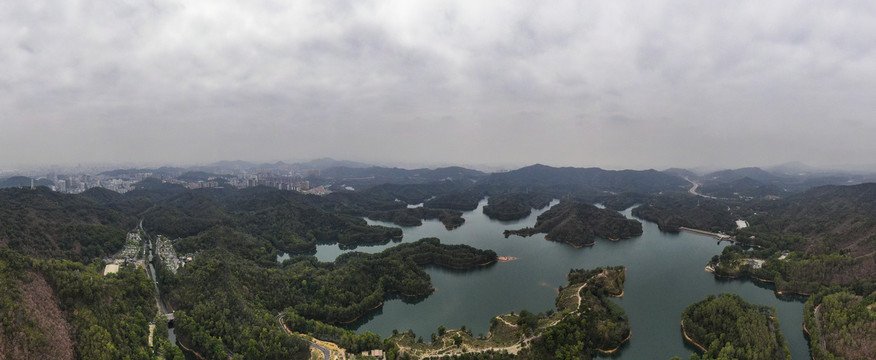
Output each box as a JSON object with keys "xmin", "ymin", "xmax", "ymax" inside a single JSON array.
[
  {"xmin": 335, "ymin": 301, "xmax": 385, "ymax": 324},
  {"xmin": 680, "ymin": 320, "xmax": 708, "ymax": 352},
  {"xmin": 597, "ymin": 330, "xmax": 631, "ymax": 354},
  {"xmin": 708, "ymin": 269, "xmax": 812, "ymax": 296}
]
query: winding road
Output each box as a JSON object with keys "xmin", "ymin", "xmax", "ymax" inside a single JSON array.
[
  {"xmin": 685, "ymin": 177, "xmax": 716, "ymax": 199},
  {"xmin": 276, "ymin": 313, "xmax": 333, "ymax": 360}
]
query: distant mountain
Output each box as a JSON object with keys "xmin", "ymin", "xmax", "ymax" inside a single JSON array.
[
  {"xmin": 201, "ymin": 160, "xmax": 257, "ymax": 169},
  {"xmin": 316, "ymin": 166, "xmax": 486, "ymax": 187},
  {"xmin": 197, "ymin": 158, "xmax": 372, "ymax": 172},
  {"xmin": 98, "ymin": 167, "xmax": 186, "ymax": 177},
  {"xmin": 0, "ymin": 176, "xmax": 54, "ymax": 189},
  {"xmin": 699, "ymin": 177, "xmax": 785, "ymax": 199},
  {"xmin": 662, "ymin": 168, "xmax": 698, "ymax": 179},
  {"xmin": 698, "ymin": 167, "xmax": 790, "ymax": 198},
  {"xmin": 478, "ymin": 164, "xmax": 689, "ymax": 194},
  {"xmin": 295, "ymin": 157, "xmax": 371, "ymax": 170},
  {"xmin": 766, "ymin": 161, "xmax": 819, "ymax": 176},
  {"xmin": 701, "ymin": 167, "xmax": 782, "ymax": 184}
]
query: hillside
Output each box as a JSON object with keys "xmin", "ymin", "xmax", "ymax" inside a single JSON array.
[
  {"xmin": 745, "ymin": 183, "xmax": 876, "ymax": 256},
  {"xmin": 803, "ymin": 290, "xmax": 876, "ymax": 359},
  {"xmin": 631, "ymin": 194, "xmax": 736, "ymax": 233},
  {"xmin": 0, "ymin": 187, "xmax": 135, "ymax": 261},
  {"xmin": 0, "ymin": 247, "xmax": 157, "ymax": 360},
  {"xmin": 480, "ymin": 164, "xmax": 689, "ymax": 194}
]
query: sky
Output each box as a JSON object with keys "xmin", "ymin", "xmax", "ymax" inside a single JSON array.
[{"xmin": 2, "ymin": 1, "xmax": 876, "ymax": 171}]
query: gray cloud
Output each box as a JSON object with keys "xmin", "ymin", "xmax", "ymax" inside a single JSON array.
[{"xmin": 2, "ymin": 0, "xmax": 876, "ymax": 170}]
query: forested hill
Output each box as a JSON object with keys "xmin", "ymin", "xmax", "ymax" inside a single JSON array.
[
  {"xmin": 417, "ymin": 164, "xmax": 691, "ymax": 213},
  {"xmin": 680, "ymin": 293, "xmax": 791, "ymax": 360},
  {"xmin": 745, "ymin": 182, "xmax": 876, "ymax": 256},
  {"xmin": 505, "ymin": 201, "xmax": 643, "ymax": 247},
  {"xmin": 478, "ymin": 164, "xmax": 689, "ymax": 194},
  {"xmin": 0, "ymin": 187, "xmax": 135, "ymax": 261}
]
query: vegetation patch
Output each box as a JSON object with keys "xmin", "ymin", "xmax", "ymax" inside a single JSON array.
[
  {"xmin": 679, "ymin": 293, "xmax": 790, "ymax": 360},
  {"xmin": 505, "ymin": 201, "xmax": 642, "ymax": 247}
]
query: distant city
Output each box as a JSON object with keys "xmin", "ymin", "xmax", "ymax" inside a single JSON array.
[{"xmin": 0, "ymin": 161, "xmax": 340, "ymax": 195}]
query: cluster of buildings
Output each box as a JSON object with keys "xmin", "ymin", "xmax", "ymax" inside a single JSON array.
[
  {"xmin": 18, "ymin": 165, "xmax": 336, "ymax": 196},
  {"xmin": 51, "ymin": 174, "xmax": 138, "ymax": 194},
  {"xmin": 103, "ymin": 232, "xmax": 144, "ymax": 275},
  {"xmin": 242, "ymin": 175, "xmax": 312, "ymax": 191},
  {"xmin": 156, "ymin": 235, "xmax": 194, "ymax": 274}
]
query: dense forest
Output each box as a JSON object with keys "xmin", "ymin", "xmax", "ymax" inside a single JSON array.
[
  {"xmin": 166, "ymin": 238, "xmax": 495, "ymax": 358},
  {"xmin": 803, "ymin": 289, "xmax": 876, "ymax": 359},
  {"xmin": 741, "ymin": 183, "xmax": 876, "ymax": 256},
  {"xmin": 679, "ymin": 293, "xmax": 790, "ymax": 360},
  {"xmin": 504, "ymin": 201, "xmax": 642, "ymax": 247},
  {"xmin": 0, "ymin": 246, "xmax": 156, "ymax": 360},
  {"xmin": 710, "ymin": 246, "xmax": 876, "ymax": 295},
  {"xmin": 630, "ymin": 194, "xmax": 736, "ymax": 233},
  {"xmin": 0, "ymin": 187, "xmax": 135, "ymax": 262}
]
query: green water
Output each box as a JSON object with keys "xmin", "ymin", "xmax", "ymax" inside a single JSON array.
[{"xmin": 311, "ymin": 199, "xmax": 809, "ymax": 359}]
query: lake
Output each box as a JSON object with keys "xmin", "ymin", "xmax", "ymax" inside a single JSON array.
[{"xmin": 309, "ymin": 199, "xmax": 809, "ymax": 359}]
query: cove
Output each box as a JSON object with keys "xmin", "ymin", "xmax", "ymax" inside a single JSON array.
[{"xmin": 312, "ymin": 199, "xmax": 809, "ymax": 360}]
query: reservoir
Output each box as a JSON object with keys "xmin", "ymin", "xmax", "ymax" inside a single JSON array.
[{"xmin": 312, "ymin": 199, "xmax": 808, "ymax": 359}]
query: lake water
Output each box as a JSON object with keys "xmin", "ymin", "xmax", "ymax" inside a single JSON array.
[{"xmin": 310, "ymin": 199, "xmax": 809, "ymax": 359}]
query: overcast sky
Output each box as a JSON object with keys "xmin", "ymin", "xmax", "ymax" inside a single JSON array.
[{"xmin": 2, "ymin": 1, "xmax": 876, "ymax": 171}]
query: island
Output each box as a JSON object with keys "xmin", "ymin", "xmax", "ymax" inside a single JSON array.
[
  {"xmin": 368, "ymin": 208, "xmax": 466, "ymax": 230},
  {"xmin": 503, "ymin": 201, "xmax": 642, "ymax": 247},
  {"xmin": 482, "ymin": 193, "xmax": 553, "ymax": 221},
  {"xmin": 679, "ymin": 293, "xmax": 790, "ymax": 360}
]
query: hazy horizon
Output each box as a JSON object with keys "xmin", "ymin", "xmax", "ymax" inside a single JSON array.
[{"xmin": 4, "ymin": 1, "xmax": 876, "ymax": 171}]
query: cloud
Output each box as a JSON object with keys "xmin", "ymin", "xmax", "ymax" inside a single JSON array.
[{"xmin": 2, "ymin": 0, "xmax": 876, "ymax": 170}]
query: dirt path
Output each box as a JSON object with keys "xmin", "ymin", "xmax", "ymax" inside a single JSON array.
[{"xmin": 814, "ymin": 304, "xmax": 827, "ymax": 353}]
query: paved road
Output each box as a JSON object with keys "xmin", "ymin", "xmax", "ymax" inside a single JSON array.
[
  {"xmin": 684, "ymin": 177, "xmax": 716, "ymax": 199},
  {"xmin": 276, "ymin": 313, "xmax": 332, "ymax": 360}
]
